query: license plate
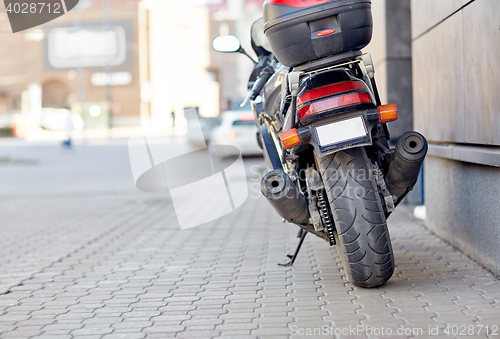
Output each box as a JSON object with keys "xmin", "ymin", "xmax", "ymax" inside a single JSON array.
[{"xmin": 315, "ymin": 116, "xmax": 368, "ymax": 147}]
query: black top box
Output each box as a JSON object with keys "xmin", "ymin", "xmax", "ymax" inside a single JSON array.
[{"xmin": 263, "ymin": 0, "xmax": 373, "ymax": 67}]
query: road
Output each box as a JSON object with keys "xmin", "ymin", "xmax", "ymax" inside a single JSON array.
[{"xmin": 0, "ymin": 137, "xmax": 499, "ymax": 338}]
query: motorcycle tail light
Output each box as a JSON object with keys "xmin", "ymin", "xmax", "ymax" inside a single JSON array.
[
  {"xmin": 265, "ymin": 0, "xmax": 331, "ymax": 7},
  {"xmin": 297, "ymin": 79, "xmax": 373, "ymax": 121},
  {"xmin": 296, "ymin": 81, "xmax": 367, "ymax": 107},
  {"xmin": 378, "ymin": 104, "xmax": 399, "ymax": 122},
  {"xmin": 280, "ymin": 128, "xmax": 301, "ymax": 149}
]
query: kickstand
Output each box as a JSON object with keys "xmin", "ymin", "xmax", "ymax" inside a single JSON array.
[{"xmin": 279, "ymin": 229, "xmax": 308, "ymax": 267}]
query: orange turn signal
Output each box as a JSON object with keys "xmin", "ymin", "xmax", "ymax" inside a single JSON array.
[
  {"xmin": 378, "ymin": 104, "xmax": 398, "ymax": 122},
  {"xmin": 280, "ymin": 128, "xmax": 301, "ymax": 149}
]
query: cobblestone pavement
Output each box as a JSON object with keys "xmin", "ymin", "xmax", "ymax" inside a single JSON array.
[{"xmin": 0, "ymin": 140, "xmax": 499, "ymax": 338}]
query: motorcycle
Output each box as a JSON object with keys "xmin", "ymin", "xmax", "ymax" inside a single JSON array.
[{"xmin": 213, "ymin": 0, "xmax": 427, "ymax": 288}]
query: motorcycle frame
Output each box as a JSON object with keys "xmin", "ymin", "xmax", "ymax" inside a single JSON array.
[{"xmin": 251, "ymin": 52, "xmax": 400, "ymax": 229}]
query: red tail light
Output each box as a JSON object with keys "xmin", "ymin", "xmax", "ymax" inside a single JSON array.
[
  {"xmin": 297, "ymin": 80, "xmax": 373, "ymax": 121},
  {"xmin": 265, "ymin": 0, "xmax": 331, "ymax": 7},
  {"xmin": 240, "ymin": 112, "xmax": 254, "ymax": 121},
  {"xmin": 226, "ymin": 130, "xmax": 236, "ymax": 139}
]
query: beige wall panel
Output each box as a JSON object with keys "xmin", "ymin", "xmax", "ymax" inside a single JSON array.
[
  {"xmin": 374, "ymin": 60, "xmax": 388, "ymax": 105},
  {"xmin": 366, "ymin": 0, "xmax": 388, "ymax": 105},
  {"xmin": 367, "ymin": 0, "xmax": 387, "ymax": 67},
  {"xmin": 411, "ymin": 0, "xmax": 464, "ymax": 39},
  {"xmin": 462, "ymin": 0, "xmax": 500, "ymax": 145},
  {"xmin": 413, "ymin": 14, "xmax": 465, "ymax": 142}
]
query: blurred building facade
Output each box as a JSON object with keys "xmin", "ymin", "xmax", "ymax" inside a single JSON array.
[
  {"xmin": 0, "ymin": 0, "xmax": 142, "ymax": 127},
  {"xmin": 411, "ymin": 0, "xmax": 500, "ymax": 275},
  {"xmin": 0, "ymin": 0, "xmax": 262, "ymax": 131}
]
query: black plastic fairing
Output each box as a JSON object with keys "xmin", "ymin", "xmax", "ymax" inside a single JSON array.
[{"xmin": 263, "ymin": 0, "xmax": 372, "ymax": 67}]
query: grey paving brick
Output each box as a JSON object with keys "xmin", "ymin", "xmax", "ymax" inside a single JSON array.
[
  {"xmin": 188, "ymin": 309, "xmax": 228, "ymax": 316},
  {"xmin": 252, "ymin": 327, "xmax": 293, "ymax": 336},
  {"xmin": 252, "ymin": 316, "xmax": 294, "ymax": 324},
  {"xmin": 0, "ymin": 326, "xmax": 16, "ymax": 333},
  {"xmin": 219, "ymin": 330, "xmax": 254, "ymax": 336},
  {"xmin": 216, "ymin": 323, "xmax": 258, "ymax": 330},
  {"xmin": 219, "ymin": 312, "xmax": 258, "ymax": 320},
  {"xmin": 142, "ymin": 325, "xmax": 185, "ymax": 333},
  {"xmin": 43, "ymin": 323, "xmax": 85, "ymax": 332},
  {"xmin": 30, "ymin": 335, "xmax": 72, "ymax": 339},
  {"xmin": 121, "ymin": 310, "xmax": 161, "ymax": 318},
  {"xmin": 475, "ymin": 313, "xmax": 500, "ymax": 320},
  {"xmin": 182, "ymin": 319, "xmax": 223, "ymax": 327},
  {"xmin": 144, "ymin": 333, "xmax": 176, "ymax": 338},
  {"xmin": 102, "ymin": 333, "xmax": 147, "ymax": 339},
  {"xmin": 112, "ymin": 321, "xmax": 153, "ymax": 329},
  {"xmin": 463, "ymin": 308, "xmax": 500, "ymax": 316},
  {"xmin": 0, "ymin": 330, "xmax": 44, "ymax": 337},
  {"xmin": 176, "ymin": 330, "xmax": 221, "ymax": 338},
  {"xmin": 158, "ymin": 305, "xmax": 196, "ymax": 311},
  {"xmin": 151, "ymin": 314, "xmax": 191, "ymax": 322}
]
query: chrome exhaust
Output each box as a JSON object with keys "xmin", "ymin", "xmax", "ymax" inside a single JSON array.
[
  {"xmin": 385, "ymin": 131, "xmax": 428, "ymax": 202},
  {"xmin": 261, "ymin": 170, "xmax": 310, "ymax": 225}
]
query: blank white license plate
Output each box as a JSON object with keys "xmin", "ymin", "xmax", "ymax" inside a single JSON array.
[{"xmin": 315, "ymin": 116, "xmax": 368, "ymax": 147}]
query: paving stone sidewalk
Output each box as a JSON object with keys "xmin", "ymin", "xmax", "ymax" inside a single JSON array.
[{"xmin": 0, "ymin": 142, "xmax": 499, "ymax": 338}]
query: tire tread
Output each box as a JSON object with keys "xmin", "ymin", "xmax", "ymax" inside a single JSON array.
[{"xmin": 317, "ymin": 148, "xmax": 395, "ymax": 288}]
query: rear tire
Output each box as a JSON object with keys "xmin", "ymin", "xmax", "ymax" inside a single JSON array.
[{"xmin": 316, "ymin": 147, "xmax": 394, "ymax": 288}]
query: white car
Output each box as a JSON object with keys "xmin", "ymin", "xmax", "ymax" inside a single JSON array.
[{"xmin": 209, "ymin": 110, "xmax": 263, "ymax": 158}]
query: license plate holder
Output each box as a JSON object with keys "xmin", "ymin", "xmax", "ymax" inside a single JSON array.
[{"xmin": 315, "ymin": 116, "xmax": 369, "ymax": 148}]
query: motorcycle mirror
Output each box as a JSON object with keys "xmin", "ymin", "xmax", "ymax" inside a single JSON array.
[
  {"xmin": 212, "ymin": 35, "xmax": 241, "ymax": 53},
  {"xmin": 213, "ymin": 35, "xmax": 258, "ymax": 64}
]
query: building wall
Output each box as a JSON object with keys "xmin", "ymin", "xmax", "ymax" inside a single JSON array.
[
  {"xmin": 412, "ymin": 0, "xmax": 500, "ymax": 274},
  {"xmin": 367, "ymin": 0, "xmax": 413, "ymax": 139},
  {"xmin": 368, "ymin": 0, "xmax": 422, "ymax": 203},
  {"xmin": 0, "ymin": 1, "xmax": 142, "ymax": 126},
  {"xmin": 209, "ymin": 13, "xmax": 239, "ymax": 110},
  {"xmin": 145, "ymin": 3, "xmax": 220, "ymax": 125},
  {"xmin": 413, "ymin": 0, "xmax": 500, "ymax": 145}
]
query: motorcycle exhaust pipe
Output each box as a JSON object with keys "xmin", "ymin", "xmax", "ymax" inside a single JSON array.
[
  {"xmin": 385, "ymin": 131, "xmax": 428, "ymax": 202},
  {"xmin": 261, "ymin": 170, "xmax": 310, "ymax": 225}
]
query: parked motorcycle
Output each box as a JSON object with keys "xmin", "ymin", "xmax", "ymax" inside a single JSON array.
[{"xmin": 213, "ymin": 0, "xmax": 427, "ymax": 288}]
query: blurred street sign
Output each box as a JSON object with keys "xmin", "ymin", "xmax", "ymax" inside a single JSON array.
[
  {"xmin": 44, "ymin": 22, "xmax": 132, "ymax": 70},
  {"xmin": 91, "ymin": 72, "xmax": 132, "ymax": 87},
  {"xmin": 47, "ymin": 26, "xmax": 126, "ymax": 68}
]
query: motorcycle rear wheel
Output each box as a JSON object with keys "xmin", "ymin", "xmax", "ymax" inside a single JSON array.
[{"xmin": 316, "ymin": 147, "xmax": 395, "ymax": 288}]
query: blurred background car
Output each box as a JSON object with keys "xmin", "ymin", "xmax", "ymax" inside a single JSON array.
[{"xmin": 209, "ymin": 110, "xmax": 262, "ymax": 158}]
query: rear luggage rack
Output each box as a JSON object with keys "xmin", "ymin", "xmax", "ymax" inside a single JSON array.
[{"xmin": 263, "ymin": 0, "xmax": 373, "ymax": 67}]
